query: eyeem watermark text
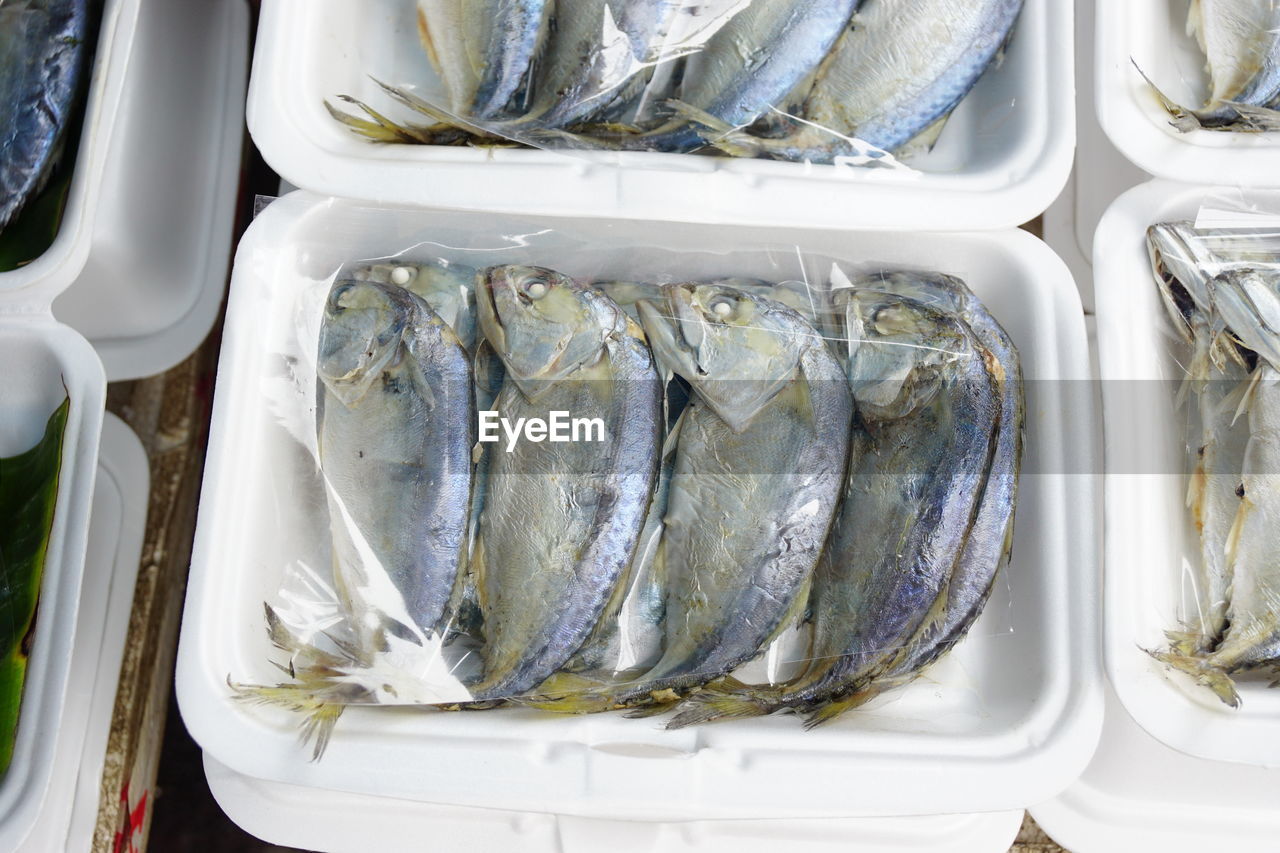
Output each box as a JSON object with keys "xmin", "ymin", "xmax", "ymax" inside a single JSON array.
[{"xmin": 479, "ymin": 411, "xmax": 607, "ymax": 452}]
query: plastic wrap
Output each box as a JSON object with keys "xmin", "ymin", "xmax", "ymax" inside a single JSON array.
[
  {"xmin": 1144, "ymin": 210, "xmax": 1280, "ymax": 707},
  {"xmin": 231, "ymin": 204, "xmax": 1025, "ymax": 754},
  {"xmin": 326, "ymin": 0, "xmax": 1026, "ymax": 168}
]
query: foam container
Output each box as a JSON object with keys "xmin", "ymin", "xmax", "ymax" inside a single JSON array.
[
  {"xmin": 203, "ymin": 754, "xmax": 1025, "ymax": 853},
  {"xmin": 1031, "ymin": 683, "xmax": 1280, "ymax": 852},
  {"xmin": 176, "ymin": 191, "xmax": 1101, "ymax": 821},
  {"xmin": 18, "ymin": 415, "xmax": 147, "ymax": 852},
  {"xmin": 1094, "ymin": 179, "xmax": 1280, "ymax": 766},
  {"xmin": 0, "ymin": 305, "xmax": 107, "ymax": 849},
  {"xmin": 1096, "ymin": 1, "xmax": 1280, "ymax": 186},
  {"xmin": 246, "ymin": 0, "xmax": 1074, "ymax": 232},
  {"xmin": 51, "ymin": 0, "xmax": 250, "ymax": 381}
]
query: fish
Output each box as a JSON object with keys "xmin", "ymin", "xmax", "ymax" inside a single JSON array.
[
  {"xmin": 0, "ymin": 0, "xmax": 91, "ymax": 230},
  {"xmin": 1147, "ymin": 224, "xmax": 1258, "ymax": 652},
  {"xmin": 1157, "ymin": 268, "xmax": 1280, "ymax": 705},
  {"xmin": 316, "ymin": 279, "xmax": 475, "ymax": 655},
  {"xmin": 348, "ymin": 259, "xmax": 478, "ymax": 351},
  {"xmin": 467, "ymin": 0, "xmax": 554, "ymax": 120},
  {"xmin": 467, "ymin": 265, "xmax": 662, "ymax": 699},
  {"xmin": 0, "ymin": 397, "xmax": 68, "ymax": 775},
  {"xmin": 669, "ymin": 290, "xmax": 1000, "ymax": 727},
  {"xmin": 687, "ymin": 0, "xmax": 1024, "ymax": 162},
  {"xmin": 532, "ymin": 283, "xmax": 852, "ymax": 712},
  {"xmin": 823, "ymin": 271, "xmax": 1022, "ymax": 713},
  {"xmin": 1148, "ymin": 0, "xmax": 1280, "ymax": 132},
  {"xmin": 417, "ymin": 0, "xmax": 484, "ymax": 116}
]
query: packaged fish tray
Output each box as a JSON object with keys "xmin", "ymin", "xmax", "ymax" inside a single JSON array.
[
  {"xmin": 246, "ymin": 0, "xmax": 1073, "ymax": 232},
  {"xmin": 18, "ymin": 415, "xmax": 147, "ymax": 852},
  {"xmin": 1031, "ymin": 683, "xmax": 1280, "ymax": 853},
  {"xmin": 1097, "ymin": 1, "xmax": 1280, "ymax": 186},
  {"xmin": 202, "ymin": 753, "xmax": 1025, "ymax": 853},
  {"xmin": 1095, "ymin": 179, "xmax": 1280, "ymax": 767},
  {"xmin": 176, "ymin": 191, "xmax": 1100, "ymax": 821},
  {"xmin": 0, "ymin": 264, "xmax": 108, "ymax": 848}
]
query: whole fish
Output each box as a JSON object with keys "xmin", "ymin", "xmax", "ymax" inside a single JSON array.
[
  {"xmin": 349, "ymin": 259, "xmax": 478, "ymax": 351},
  {"xmin": 468, "ymin": 265, "xmax": 662, "ymax": 699},
  {"xmin": 535, "ymin": 284, "xmax": 852, "ymax": 712},
  {"xmin": 826, "ymin": 271, "xmax": 1022, "ymax": 714},
  {"xmin": 694, "ymin": 0, "xmax": 1024, "ymax": 162},
  {"xmin": 316, "ymin": 279, "xmax": 475, "ymax": 654},
  {"xmin": 1147, "ymin": 224, "xmax": 1257, "ymax": 651},
  {"xmin": 670, "ymin": 290, "xmax": 999, "ymax": 727},
  {"xmin": 1152, "ymin": 0, "xmax": 1280, "ymax": 131},
  {"xmin": 1157, "ymin": 268, "xmax": 1280, "ymax": 705},
  {"xmin": 0, "ymin": 0, "xmax": 91, "ymax": 230}
]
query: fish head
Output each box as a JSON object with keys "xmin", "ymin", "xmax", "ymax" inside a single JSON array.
[
  {"xmin": 352, "ymin": 260, "xmax": 477, "ymax": 344},
  {"xmin": 317, "ymin": 280, "xmax": 411, "ymax": 407},
  {"xmin": 847, "ymin": 270, "xmax": 973, "ymax": 316},
  {"xmin": 837, "ymin": 290, "xmax": 969, "ymax": 421},
  {"xmin": 1211, "ymin": 268, "xmax": 1280, "ymax": 372},
  {"xmin": 477, "ymin": 265, "xmax": 611, "ymax": 400},
  {"xmin": 636, "ymin": 283, "xmax": 808, "ymax": 431}
]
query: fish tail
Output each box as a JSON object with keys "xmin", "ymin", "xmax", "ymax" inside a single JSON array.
[
  {"xmin": 1163, "ymin": 629, "xmax": 1209, "ymax": 657},
  {"xmin": 801, "ymin": 689, "xmax": 877, "ymax": 730},
  {"xmin": 660, "ymin": 100, "xmax": 761, "ymax": 158},
  {"xmin": 516, "ymin": 672, "xmax": 629, "ymax": 714},
  {"xmin": 228, "ymin": 678, "xmax": 347, "ymax": 760},
  {"xmin": 325, "ymin": 97, "xmax": 430, "ymax": 144},
  {"xmin": 1148, "ymin": 646, "xmax": 1240, "ymax": 708},
  {"xmin": 1130, "ymin": 60, "xmax": 1204, "ymax": 133},
  {"xmin": 665, "ymin": 691, "xmax": 777, "ymax": 729},
  {"xmin": 1221, "ymin": 103, "xmax": 1280, "ymax": 133}
]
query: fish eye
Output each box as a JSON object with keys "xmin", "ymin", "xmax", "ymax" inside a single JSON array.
[
  {"xmin": 709, "ymin": 298, "xmax": 734, "ymax": 319},
  {"xmin": 390, "ymin": 266, "xmax": 416, "ymax": 286},
  {"xmin": 524, "ymin": 277, "xmax": 549, "ymax": 300}
]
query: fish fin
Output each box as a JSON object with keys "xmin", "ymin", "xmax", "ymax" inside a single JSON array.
[
  {"xmin": 324, "ymin": 97, "xmax": 434, "ymax": 144},
  {"xmin": 1224, "ymin": 492, "xmax": 1251, "ymax": 569},
  {"xmin": 517, "ymin": 672, "xmax": 629, "ymax": 714},
  {"xmin": 897, "ymin": 114, "xmax": 950, "ymax": 157},
  {"xmin": 802, "ymin": 692, "xmax": 868, "ymax": 729},
  {"xmin": 1131, "ymin": 60, "xmax": 1205, "ymax": 134},
  {"xmin": 624, "ymin": 701, "xmax": 680, "ymax": 719},
  {"xmin": 665, "ymin": 690, "xmax": 776, "ymax": 729},
  {"xmin": 1148, "ymin": 647, "xmax": 1241, "ymax": 708},
  {"xmin": 1164, "ymin": 629, "xmax": 1208, "ymax": 657},
  {"xmin": 1221, "ymin": 102, "xmax": 1280, "ymax": 133},
  {"xmin": 228, "ymin": 677, "xmax": 348, "ymax": 760},
  {"xmin": 1231, "ymin": 369, "xmax": 1263, "ymax": 426}
]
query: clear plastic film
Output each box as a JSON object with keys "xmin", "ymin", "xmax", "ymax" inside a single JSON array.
[
  {"xmin": 1136, "ymin": 0, "xmax": 1280, "ymax": 133},
  {"xmin": 234, "ymin": 202, "xmax": 1023, "ymax": 754},
  {"xmin": 324, "ymin": 0, "xmax": 1027, "ymax": 170},
  {"xmin": 1144, "ymin": 196, "xmax": 1280, "ymax": 708}
]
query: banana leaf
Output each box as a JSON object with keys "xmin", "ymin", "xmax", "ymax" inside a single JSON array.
[{"xmin": 0, "ymin": 398, "xmax": 70, "ymax": 775}]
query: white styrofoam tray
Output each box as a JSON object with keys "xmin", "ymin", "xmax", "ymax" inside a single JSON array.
[
  {"xmin": 1095, "ymin": 179, "xmax": 1280, "ymax": 766},
  {"xmin": 203, "ymin": 754, "xmax": 1025, "ymax": 853},
  {"xmin": 18, "ymin": 414, "xmax": 147, "ymax": 853},
  {"xmin": 0, "ymin": 0, "xmax": 138, "ymax": 303},
  {"xmin": 1031, "ymin": 684, "xmax": 1280, "ymax": 853},
  {"xmin": 176, "ymin": 191, "xmax": 1101, "ymax": 821},
  {"xmin": 247, "ymin": 0, "xmax": 1074, "ymax": 232},
  {"xmin": 51, "ymin": 0, "xmax": 249, "ymax": 382},
  {"xmin": 0, "ymin": 318, "xmax": 106, "ymax": 849},
  {"xmin": 1096, "ymin": 1, "xmax": 1280, "ymax": 186}
]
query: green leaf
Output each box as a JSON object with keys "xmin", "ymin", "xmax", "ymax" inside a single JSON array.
[{"xmin": 0, "ymin": 397, "xmax": 70, "ymax": 775}]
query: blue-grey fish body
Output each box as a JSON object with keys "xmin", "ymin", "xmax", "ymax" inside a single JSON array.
[
  {"xmin": 468, "ymin": 266, "xmax": 662, "ymax": 700},
  {"xmin": 640, "ymin": 0, "xmax": 860, "ymax": 152},
  {"xmin": 470, "ymin": 0, "xmax": 554, "ymax": 119},
  {"xmin": 704, "ymin": 0, "xmax": 1023, "ymax": 162},
  {"xmin": 0, "ymin": 0, "xmax": 90, "ymax": 230},
  {"xmin": 612, "ymin": 284, "xmax": 851, "ymax": 705},
  {"xmin": 845, "ymin": 272, "xmax": 1022, "ymax": 700},
  {"xmin": 316, "ymin": 280, "xmax": 475, "ymax": 655}
]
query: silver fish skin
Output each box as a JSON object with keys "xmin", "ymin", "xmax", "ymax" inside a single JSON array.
[
  {"xmin": 0, "ymin": 0, "xmax": 90, "ymax": 230},
  {"xmin": 316, "ymin": 280, "xmax": 475, "ymax": 654},
  {"xmin": 701, "ymin": 0, "xmax": 1023, "ymax": 162},
  {"xmin": 1163, "ymin": 0, "xmax": 1280, "ymax": 130},
  {"xmin": 417, "ymin": 0, "xmax": 483, "ymax": 115},
  {"xmin": 668, "ymin": 291, "xmax": 999, "ymax": 728},
  {"xmin": 468, "ymin": 265, "xmax": 662, "ymax": 699},
  {"xmin": 349, "ymin": 259, "xmax": 479, "ymax": 351},
  {"xmin": 637, "ymin": 0, "xmax": 860, "ymax": 152},
  {"xmin": 604, "ymin": 284, "xmax": 851, "ymax": 706},
  {"xmin": 846, "ymin": 272, "xmax": 1022, "ymax": 695},
  {"xmin": 469, "ymin": 0, "xmax": 554, "ymax": 120},
  {"xmin": 1157, "ymin": 268, "xmax": 1280, "ymax": 705}
]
